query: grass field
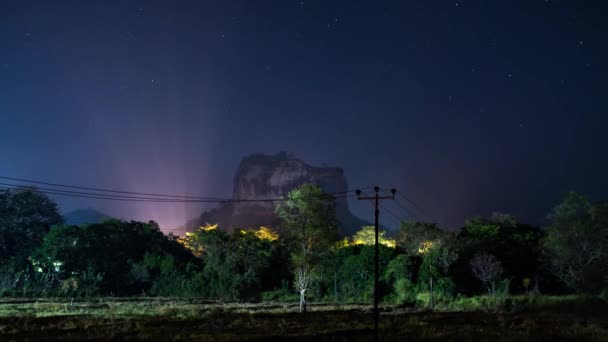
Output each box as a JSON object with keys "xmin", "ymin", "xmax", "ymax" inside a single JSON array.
[{"xmin": 1, "ymin": 296, "xmax": 607, "ymax": 341}]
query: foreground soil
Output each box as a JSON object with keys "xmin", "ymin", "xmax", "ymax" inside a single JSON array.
[{"xmin": 0, "ymin": 298, "xmax": 606, "ymax": 341}]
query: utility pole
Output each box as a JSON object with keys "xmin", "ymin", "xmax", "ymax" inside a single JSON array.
[{"xmin": 356, "ymin": 186, "xmax": 396, "ymax": 339}]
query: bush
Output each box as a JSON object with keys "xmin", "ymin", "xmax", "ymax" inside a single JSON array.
[
  {"xmin": 414, "ymin": 291, "xmax": 429, "ymax": 307},
  {"xmin": 392, "ymin": 278, "xmax": 417, "ymax": 305},
  {"xmin": 260, "ymin": 280, "xmax": 298, "ymax": 302},
  {"xmin": 599, "ymin": 288, "xmax": 608, "ymax": 302},
  {"xmin": 444, "ymin": 295, "xmax": 486, "ymax": 311},
  {"xmin": 261, "ymin": 289, "xmax": 299, "ymax": 302},
  {"xmin": 0, "ymin": 262, "xmax": 23, "ymax": 295},
  {"xmin": 494, "ymin": 278, "xmax": 511, "ymax": 309},
  {"xmin": 434, "ymin": 277, "xmax": 455, "ymax": 298}
]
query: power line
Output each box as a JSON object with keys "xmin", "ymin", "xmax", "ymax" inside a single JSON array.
[
  {"xmin": 0, "ymin": 186, "xmax": 199, "ymax": 203},
  {"xmin": 0, "ymin": 186, "xmax": 355, "ymax": 203},
  {"xmin": 0, "ymin": 175, "xmax": 374, "ymax": 201},
  {"xmin": 0, "ymin": 176, "xmax": 225, "ymax": 200},
  {"xmin": 397, "ymin": 192, "xmax": 431, "ymax": 220},
  {"xmin": 0, "ymin": 182, "xmax": 210, "ymax": 202},
  {"xmin": 375, "ymin": 187, "xmax": 432, "ymax": 222},
  {"xmin": 0, "ymin": 183, "xmax": 359, "ymax": 204},
  {"xmin": 378, "ymin": 203, "xmax": 403, "ymax": 225},
  {"xmin": 392, "ymin": 199, "xmax": 422, "ymax": 221}
]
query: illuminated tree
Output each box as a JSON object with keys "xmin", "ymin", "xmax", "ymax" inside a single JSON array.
[
  {"xmin": 178, "ymin": 224, "xmax": 240, "ymax": 298},
  {"xmin": 276, "ymin": 184, "xmax": 337, "ymax": 312},
  {"xmin": 178, "ymin": 223, "xmax": 219, "ymax": 257},
  {"xmin": 178, "ymin": 224, "xmax": 282, "ymax": 299},
  {"xmin": 352, "ymin": 226, "xmax": 396, "ymax": 248}
]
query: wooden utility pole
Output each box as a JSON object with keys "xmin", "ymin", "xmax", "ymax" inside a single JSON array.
[{"xmin": 356, "ymin": 186, "xmax": 396, "ymax": 339}]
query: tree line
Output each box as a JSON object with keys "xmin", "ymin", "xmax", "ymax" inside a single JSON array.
[{"xmin": 1, "ymin": 185, "xmax": 606, "ymax": 309}]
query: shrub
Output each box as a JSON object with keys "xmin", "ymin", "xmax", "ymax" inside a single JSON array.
[
  {"xmin": 392, "ymin": 278, "xmax": 417, "ymax": 305},
  {"xmin": 261, "ymin": 289, "xmax": 299, "ymax": 302},
  {"xmin": 434, "ymin": 277, "xmax": 455, "ymax": 298},
  {"xmin": 599, "ymin": 288, "xmax": 608, "ymax": 302},
  {"xmin": 496, "ymin": 278, "xmax": 510, "ymax": 298}
]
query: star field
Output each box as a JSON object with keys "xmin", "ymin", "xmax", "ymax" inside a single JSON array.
[{"xmin": 0, "ymin": 1, "xmax": 606, "ymax": 230}]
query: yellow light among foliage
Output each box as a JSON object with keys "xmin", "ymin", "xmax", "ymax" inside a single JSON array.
[
  {"xmin": 200, "ymin": 223, "xmax": 218, "ymax": 231},
  {"xmin": 254, "ymin": 226, "xmax": 279, "ymax": 241},
  {"xmin": 350, "ymin": 226, "xmax": 396, "ymax": 248},
  {"xmin": 238, "ymin": 226, "xmax": 279, "ymax": 241},
  {"xmin": 383, "ymin": 239, "xmax": 396, "ymax": 248},
  {"xmin": 183, "ymin": 223, "xmax": 217, "ymax": 237},
  {"xmin": 178, "ymin": 236, "xmax": 203, "ymax": 257},
  {"xmin": 335, "ymin": 238, "xmax": 350, "ymax": 248},
  {"xmin": 417, "ymin": 240, "xmax": 436, "ymax": 254},
  {"xmin": 178, "ymin": 223, "xmax": 219, "ymax": 257}
]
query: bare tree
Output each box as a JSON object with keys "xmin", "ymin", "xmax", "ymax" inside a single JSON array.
[
  {"xmin": 470, "ymin": 253, "xmax": 503, "ymax": 296},
  {"xmin": 295, "ymin": 267, "xmax": 311, "ymax": 312}
]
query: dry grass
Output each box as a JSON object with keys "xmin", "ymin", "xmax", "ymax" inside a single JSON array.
[{"xmin": 0, "ymin": 296, "xmax": 606, "ymax": 341}]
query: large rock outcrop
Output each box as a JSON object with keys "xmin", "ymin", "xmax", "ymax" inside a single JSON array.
[{"xmin": 198, "ymin": 152, "xmax": 368, "ymax": 236}]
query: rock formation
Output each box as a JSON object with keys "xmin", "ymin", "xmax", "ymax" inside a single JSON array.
[{"xmin": 197, "ymin": 152, "xmax": 368, "ymax": 236}]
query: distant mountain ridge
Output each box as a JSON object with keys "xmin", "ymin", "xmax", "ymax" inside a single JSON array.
[
  {"xmin": 64, "ymin": 208, "xmax": 112, "ymax": 225},
  {"xmin": 196, "ymin": 152, "xmax": 370, "ymax": 236}
]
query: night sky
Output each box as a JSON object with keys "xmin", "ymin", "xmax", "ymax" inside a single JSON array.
[{"xmin": 2, "ymin": 1, "xmax": 607, "ymax": 232}]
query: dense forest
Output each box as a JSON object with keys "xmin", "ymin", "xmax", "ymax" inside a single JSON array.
[{"xmin": 1, "ymin": 185, "xmax": 606, "ymax": 310}]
